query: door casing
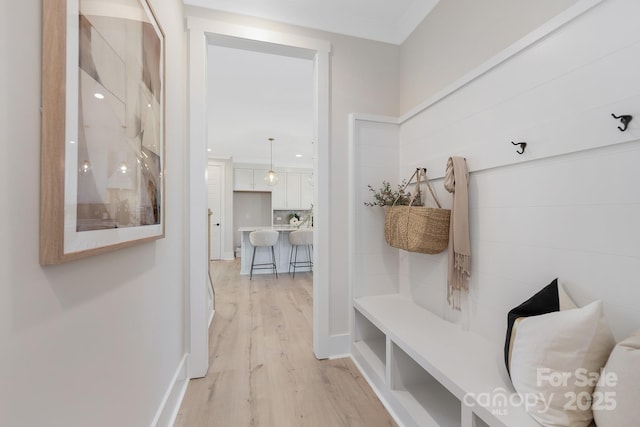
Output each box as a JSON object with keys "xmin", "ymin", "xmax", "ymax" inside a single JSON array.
[{"xmin": 186, "ymin": 17, "xmax": 332, "ymax": 377}]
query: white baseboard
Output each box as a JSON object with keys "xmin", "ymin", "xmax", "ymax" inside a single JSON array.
[
  {"xmin": 151, "ymin": 354, "xmax": 189, "ymax": 427},
  {"xmin": 208, "ymin": 308, "xmax": 215, "ymax": 328},
  {"xmin": 209, "ymin": 253, "xmax": 234, "ymax": 261},
  {"xmin": 328, "ymin": 333, "xmax": 350, "ymax": 359}
]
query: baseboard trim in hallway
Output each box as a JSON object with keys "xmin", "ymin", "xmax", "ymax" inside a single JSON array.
[
  {"xmin": 151, "ymin": 354, "xmax": 189, "ymax": 427},
  {"xmin": 329, "ymin": 333, "xmax": 351, "ymax": 359}
]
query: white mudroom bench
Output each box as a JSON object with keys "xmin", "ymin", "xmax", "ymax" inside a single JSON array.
[{"xmin": 352, "ymin": 294, "xmax": 541, "ymax": 427}]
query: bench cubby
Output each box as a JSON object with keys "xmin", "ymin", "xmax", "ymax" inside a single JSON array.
[
  {"xmin": 390, "ymin": 342, "xmax": 461, "ymax": 426},
  {"xmin": 352, "ymin": 294, "xmax": 540, "ymax": 427},
  {"xmin": 353, "ymin": 309, "xmax": 387, "ymax": 380}
]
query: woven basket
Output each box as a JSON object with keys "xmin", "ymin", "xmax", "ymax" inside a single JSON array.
[
  {"xmin": 383, "ymin": 168, "xmax": 451, "ymax": 254},
  {"xmin": 384, "ymin": 206, "xmax": 450, "ymax": 254}
]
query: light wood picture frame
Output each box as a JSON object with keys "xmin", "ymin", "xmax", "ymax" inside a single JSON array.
[{"xmin": 41, "ymin": 0, "xmax": 165, "ymax": 264}]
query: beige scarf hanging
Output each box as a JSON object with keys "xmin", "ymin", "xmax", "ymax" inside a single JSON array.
[{"xmin": 444, "ymin": 157, "xmax": 470, "ymax": 310}]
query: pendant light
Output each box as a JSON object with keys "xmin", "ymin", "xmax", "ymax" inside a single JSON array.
[{"xmin": 265, "ymin": 137, "xmax": 278, "ymax": 186}]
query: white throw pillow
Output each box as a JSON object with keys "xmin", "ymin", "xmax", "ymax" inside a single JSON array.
[
  {"xmin": 592, "ymin": 330, "xmax": 640, "ymax": 427},
  {"xmin": 509, "ymin": 301, "xmax": 615, "ymax": 427},
  {"xmin": 505, "ymin": 279, "xmax": 576, "ymax": 375}
]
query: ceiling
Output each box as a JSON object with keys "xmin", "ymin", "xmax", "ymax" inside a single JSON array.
[
  {"xmin": 207, "ymin": 45, "xmax": 315, "ymax": 168},
  {"xmin": 184, "ymin": 0, "xmax": 440, "ymax": 45}
]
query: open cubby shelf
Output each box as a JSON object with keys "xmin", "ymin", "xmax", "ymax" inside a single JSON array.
[
  {"xmin": 352, "ymin": 294, "xmax": 541, "ymax": 427},
  {"xmin": 390, "ymin": 342, "xmax": 461, "ymax": 427},
  {"xmin": 354, "ymin": 310, "xmax": 386, "ymax": 379}
]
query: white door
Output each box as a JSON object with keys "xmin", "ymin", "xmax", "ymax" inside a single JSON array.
[{"xmin": 207, "ymin": 164, "xmax": 222, "ymax": 260}]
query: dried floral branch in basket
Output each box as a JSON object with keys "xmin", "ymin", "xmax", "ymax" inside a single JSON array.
[{"xmin": 364, "ymin": 180, "xmax": 423, "ymax": 207}]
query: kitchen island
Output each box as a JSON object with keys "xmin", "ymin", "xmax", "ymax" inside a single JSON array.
[{"xmin": 238, "ymin": 226, "xmax": 313, "ymax": 276}]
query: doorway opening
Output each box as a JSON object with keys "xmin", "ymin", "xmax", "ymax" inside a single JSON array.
[
  {"xmin": 206, "ymin": 42, "xmax": 314, "ymax": 265},
  {"xmin": 187, "ymin": 18, "xmax": 331, "ymax": 377}
]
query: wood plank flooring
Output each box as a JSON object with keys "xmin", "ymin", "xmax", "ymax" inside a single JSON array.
[{"xmin": 174, "ymin": 259, "xmax": 396, "ymax": 427}]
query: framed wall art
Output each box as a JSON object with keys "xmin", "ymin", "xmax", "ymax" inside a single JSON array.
[{"xmin": 41, "ymin": 0, "xmax": 165, "ymax": 264}]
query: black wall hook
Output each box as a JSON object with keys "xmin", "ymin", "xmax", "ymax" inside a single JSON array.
[
  {"xmin": 611, "ymin": 113, "xmax": 632, "ymax": 132},
  {"xmin": 511, "ymin": 141, "xmax": 527, "ymax": 155}
]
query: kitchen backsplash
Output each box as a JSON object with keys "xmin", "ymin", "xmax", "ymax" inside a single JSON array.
[{"xmin": 273, "ymin": 209, "xmax": 312, "ymax": 225}]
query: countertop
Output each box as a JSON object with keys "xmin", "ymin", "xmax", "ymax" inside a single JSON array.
[{"xmin": 238, "ymin": 225, "xmax": 313, "ymax": 232}]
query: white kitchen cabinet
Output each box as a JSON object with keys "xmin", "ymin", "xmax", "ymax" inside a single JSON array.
[
  {"xmin": 286, "ymin": 173, "xmax": 301, "ymax": 209},
  {"xmin": 269, "ymin": 171, "xmax": 313, "ymax": 209},
  {"xmin": 300, "ymin": 173, "xmax": 313, "ymax": 209},
  {"xmin": 233, "ymin": 168, "xmax": 254, "ymax": 191},
  {"xmin": 234, "ymin": 167, "xmax": 274, "ymax": 191},
  {"xmin": 235, "ymin": 167, "xmax": 312, "ymax": 208},
  {"xmin": 253, "ymin": 169, "xmax": 271, "ymax": 191},
  {"xmin": 271, "ymin": 174, "xmax": 287, "ymax": 208}
]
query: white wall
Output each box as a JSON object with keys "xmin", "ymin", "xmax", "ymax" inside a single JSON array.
[
  {"xmin": 185, "ymin": 6, "xmax": 401, "ymax": 340},
  {"xmin": 0, "ymin": 1, "xmax": 188, "ymax": 426},
  {"xmin": 233, "ymin": 192, "xmax": 273, "ymax": 246},
  {"xmin": 392, "ymin": 0, "xmax": 640, "ymax": 345},
  {"xmin": 399, "ymin": 0, "xmax": 581, "ymax": 113},
  {"xmin": 351, "ymin": 119, "xmax": 401, "ymax": 300}
]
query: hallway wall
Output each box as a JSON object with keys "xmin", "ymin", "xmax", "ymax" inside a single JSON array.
[
  {"xmin": 399, "ymin": 0, "xmax": 581, "ymax": 113},
  {"xmin": 0, "ymin": 1, "xmax": 188, "ymax": 426}
]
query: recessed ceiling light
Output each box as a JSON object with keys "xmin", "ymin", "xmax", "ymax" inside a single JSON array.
[
  {"xmin": 295, "ymin": 154, "xmax": 303, "ymax": 158},
  {"xmin": 94, "ymin": 93, "xmax": 105, "ymax": 99},
  {"xmin": 207, "ymin": 148, "xmax": 212, "ymax": 152}
]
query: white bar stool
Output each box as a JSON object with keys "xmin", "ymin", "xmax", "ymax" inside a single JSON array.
[
  {"xmin": 249, "ymin": 230, "xmax": 279, "ymax": 280},
  {"xmin": 288, "ymin": 229, "xmax": 313, "ymax": 278}
]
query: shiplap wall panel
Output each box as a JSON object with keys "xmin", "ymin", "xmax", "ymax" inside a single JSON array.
[
  {"xmin": 392, "ymin": 0, "xmax": 640, "ymax": 344},
  {"xmin": 397, "ymin": 142, "xmax": 640, "ymax": 345},
  {"xmin": 399, "ymin": 250, "xmax": 451, "ymax": 322},
  {"xmin": 397, "ymin": 181, "xmax": 455, "ymax": 320},
  {"xmin": 353, "ymin": 119, "xmax": 401, "ymax": 298},
  {"xmin": 349, "ymin": 0, "xmax": 640, "ymax": 347},
  {"xmin": 400, "ymin": 0, "xmax": 640, "ymax": 179}
]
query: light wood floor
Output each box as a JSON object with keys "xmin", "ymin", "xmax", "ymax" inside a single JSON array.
[{"xmin": 174, "ymin": 259, "xmax": 396, "ymax": 427}]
